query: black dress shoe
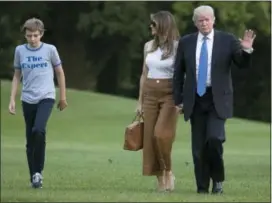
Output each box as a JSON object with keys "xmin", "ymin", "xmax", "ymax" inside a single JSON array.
[{"xmin": 212, "ymin": 182, "xmax": 223, "ymax": 194}]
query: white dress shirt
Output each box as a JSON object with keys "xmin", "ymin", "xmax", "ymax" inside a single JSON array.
[
  {"xmin": 195, "ymin": 29, "xmax": 214, "ymax": 87},
  {"xmin": 195, "ymin": 29, "xmax": 253, "ymax": 87}
]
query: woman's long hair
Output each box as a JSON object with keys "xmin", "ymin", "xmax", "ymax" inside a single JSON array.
[{"xmin": 148, "ymin": 11, "xmax": 180, "ymax": 60}]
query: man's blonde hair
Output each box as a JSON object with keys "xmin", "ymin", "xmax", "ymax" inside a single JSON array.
[
  {"xmin": 22, "ymin": 18, "xmax": 45, "ymax": 34},
  {"xmin": 192, "ymin": 5, "xmax": 215, "ymax": 22}
]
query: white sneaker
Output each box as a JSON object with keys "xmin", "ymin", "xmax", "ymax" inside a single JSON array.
[{"xmin": 32, "ymin": 172, "xmax": 43, "ymax": 188}]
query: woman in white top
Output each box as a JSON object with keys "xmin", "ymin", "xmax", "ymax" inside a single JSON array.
[{"xmin": 136, "ymin": 11, "xmax": 180, "ymax": 192}]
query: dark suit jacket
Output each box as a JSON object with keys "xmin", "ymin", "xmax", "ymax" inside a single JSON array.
[{"xmin": 173, "ymin": 30, "xmax": 252, "ymax": 121}]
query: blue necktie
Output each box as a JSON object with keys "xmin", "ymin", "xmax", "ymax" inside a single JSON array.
[{"xmin": 197, "ymin": 36, "xmax": 208, "ymax": 96}]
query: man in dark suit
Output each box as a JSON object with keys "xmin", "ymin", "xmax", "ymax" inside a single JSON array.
[{"xmin": 173, "ymin": 5, "xmax": 256, "ymax": 194}]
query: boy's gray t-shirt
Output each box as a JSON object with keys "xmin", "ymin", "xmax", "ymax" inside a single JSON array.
[{"xmin": 13, "ymin": 43, "xmax": 62, "ymax": 104}]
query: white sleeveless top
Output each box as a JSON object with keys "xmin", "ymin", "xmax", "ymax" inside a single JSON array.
[{"xmin": 145, "ymin": 40, "xmax": 178, "ymax": 79}]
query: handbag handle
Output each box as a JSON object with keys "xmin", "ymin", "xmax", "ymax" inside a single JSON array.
[{"xmin": 133, "ymin": 112, "xmax": 144, "ymax": 122}]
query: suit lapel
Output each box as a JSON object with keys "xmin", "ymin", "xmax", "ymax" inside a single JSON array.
[
  {"xmin": 191, "ymin": 33, "xmax": 198, "ymax": 80},
  {"xmin": 211, "ymin": 30, "xmax": 220, "ymax": 69}
]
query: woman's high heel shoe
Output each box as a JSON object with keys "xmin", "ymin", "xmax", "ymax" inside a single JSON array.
[
  {"xmin": 157, "ymin": 171, "xmax": 166, "ymax": 192},
  {"xmin": 165, "ymin": 171, "xmax": 175, "ymax": 192}
]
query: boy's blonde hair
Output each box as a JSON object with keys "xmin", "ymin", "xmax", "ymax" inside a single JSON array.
[{"xmin": 22, "ymin": 18, "xmax": 45, "ymax": 34}]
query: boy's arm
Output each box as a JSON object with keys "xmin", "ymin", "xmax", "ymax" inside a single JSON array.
[
  {"xmin": 9, "ymin": 46, "xmax": 22, "ymax": 114},
  {"xmin": 10, "ymin": 69, "xmax": 22, "ymax": 102},
  {"xmin": 54, "ymin": 66, "xmax": 66, "ymax": 101},
  {"xmin": 51, "ymin": 45, "xmax": 67, "ymax": 110}
]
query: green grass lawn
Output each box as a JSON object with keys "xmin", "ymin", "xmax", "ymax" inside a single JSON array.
[{"xmin": 1, "ymin": 80, "xmax": 270, "ymax": 202}]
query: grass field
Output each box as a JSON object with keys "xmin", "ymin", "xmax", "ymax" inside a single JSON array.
[{"xmin": 1, "ymin": 80, "xmax": 271, "ymax": 202}]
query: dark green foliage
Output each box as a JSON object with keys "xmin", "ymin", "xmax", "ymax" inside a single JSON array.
[{"xmin": 0, "ymin": 1, "xmax": 270, "ymax": 122}]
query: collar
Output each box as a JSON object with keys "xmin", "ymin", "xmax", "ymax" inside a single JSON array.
[{"xmin": 198, "ymin": 29, "xmax": 214, "ymax": 41}]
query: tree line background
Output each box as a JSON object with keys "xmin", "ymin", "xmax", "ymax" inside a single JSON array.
[{"xmin": 0, "ymin": 1, "xmax": 271, "ymax": 122}]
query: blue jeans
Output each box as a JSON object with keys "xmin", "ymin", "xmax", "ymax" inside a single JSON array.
[{"xmin": 22, "ymin": 98, "xmax": 55, "ymax": 181}]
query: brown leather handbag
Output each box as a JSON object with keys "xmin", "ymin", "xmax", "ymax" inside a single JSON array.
[{"xmin": 123, "ymin": 113, "xmax": 144, "ymax": 151}]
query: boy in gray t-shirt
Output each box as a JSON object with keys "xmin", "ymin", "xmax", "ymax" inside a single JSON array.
[{"xmin": 8, "ymin": 18, "xmax": 68, "ymax": 189}]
